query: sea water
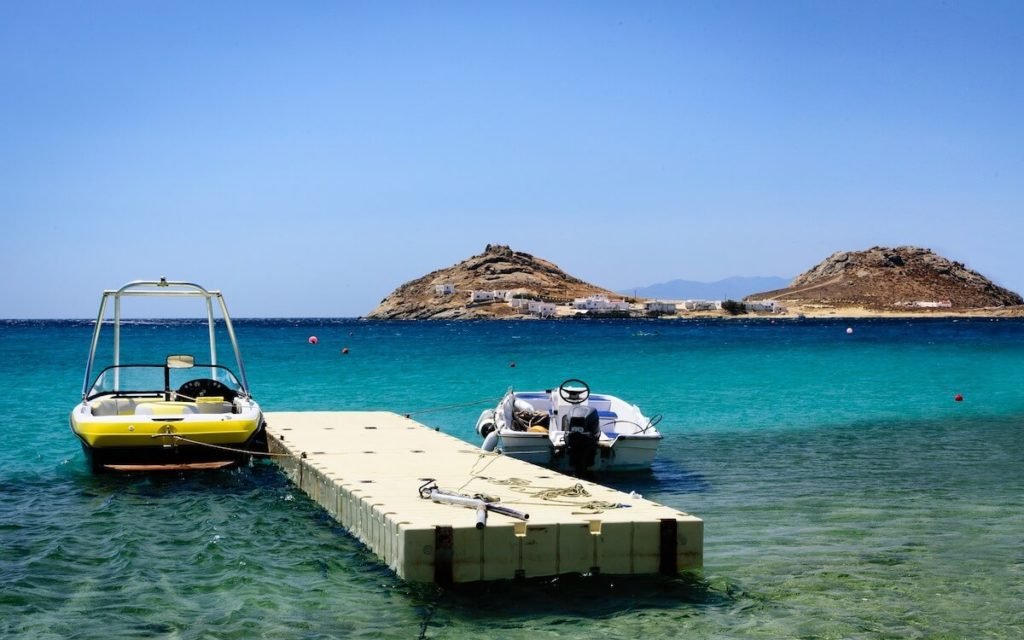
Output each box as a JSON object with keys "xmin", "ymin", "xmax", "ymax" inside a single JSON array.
[{"xmin": 1, "ymin": 318, "xmax": 1022, "ymax": 638}]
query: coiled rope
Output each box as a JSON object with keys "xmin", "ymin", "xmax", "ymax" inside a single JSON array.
[{"xmin": 463, "ymin": 475, "xmax": 622, "ymax": 514}]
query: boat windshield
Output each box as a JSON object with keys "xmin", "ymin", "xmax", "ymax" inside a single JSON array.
[{"xmin": 86, "ymin": 364, "xmax": 244, "ymax": 400}]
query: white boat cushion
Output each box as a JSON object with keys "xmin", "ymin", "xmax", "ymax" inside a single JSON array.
[
  {"xmin": 134, "ymin": 402, "xmax": 199, "ymax": 416},
  {"xmin": 89, "ymin": 398, "xmax": 147, "ymax": 416}
]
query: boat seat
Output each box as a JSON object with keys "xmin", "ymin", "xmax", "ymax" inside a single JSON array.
[
  {"xmin": 598, "ymin": 410, "xmax": 620, "ymax": 436},
  {"xmin": 603, "ymin": 413, "xmax": 653, "ymax": 436},
  {"xmin": 89, "ymin": 398, "xmax": 148, "ymax": 417},
  {"xmin": 135, "ymin": 402, "xmax": 199, "ymax": 416},
  {"xmin": 194, "ymin": 397, "xmax": 233, "ymax": 414}
]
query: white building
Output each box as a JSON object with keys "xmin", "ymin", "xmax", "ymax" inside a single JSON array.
[
  {"xmin": 470, "ymin": 289, "xmax": 518, "ymax": 304},
  {"xmin": 508, "ymin": 297, "xmax": 531, "ymax": 310},
  {"xmin": 573, "ymin": 294, "xmax": 631, "ymax": 312},
  {"xmin": 913, "ymin": 300, "xmax": 953, "ymax": 308},
  {"xmin": 683, "ymin": 300, "xmax": 720, "ymax": 311},
  {"xmin": 644, "ymin": 300, "xmax": 677, "ymax": 313},
  {"xmin": 527, "ymin": 301, "xmax": 557, "ymax": 317},
  {"xmin": 434, "ymin": 283, "xmax": 455, "ymax": 296},
  {"xmin": 744, "ymin": 300, "xmax": 779, "ymax": 313},
  {"xmin": 572, "ymin": 295, "xmax": 607, "ymax": 310}
]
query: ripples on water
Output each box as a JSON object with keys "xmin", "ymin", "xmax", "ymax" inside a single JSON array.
[{"xmin": 2, "ymin": 319, "xmax": 1023, "ymax": 638}]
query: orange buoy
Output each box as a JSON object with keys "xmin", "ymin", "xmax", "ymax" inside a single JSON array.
[
  {"xmin": 308, "ymin": 336, "xmax": 318, "ymax": 345},
  {"xmin": 954, "ymin": 393, "xmax": 963, "ymax": 402}
]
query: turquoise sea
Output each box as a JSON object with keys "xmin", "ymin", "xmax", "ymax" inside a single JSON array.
[{"xmin": 2, "ymin": 318, "xmax": 1023, "ymax": 639}]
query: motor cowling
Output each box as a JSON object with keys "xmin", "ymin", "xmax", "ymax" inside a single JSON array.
[
  {"xmin": 562, "ymin": 405, "xmax": 600, "ymax": 473},
  {"xmin": 475, "ymin": 409, "xmax": 497, "ymax": 438}
]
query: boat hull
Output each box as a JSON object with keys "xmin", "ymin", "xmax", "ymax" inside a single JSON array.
[
  {"xmin": 596, "ymin": 434, "xmax": 661, "ymax": 471},
  {"xmin": 494, "ymin": 432, "xmax": 555, "ymax": 467},
  {"xmin": 70, "ymin": 404, "xmax": 266, "ymax": 472},
  {"xmin": 496, "ymin": 431, "xmax": 661, "ymax": 473}
]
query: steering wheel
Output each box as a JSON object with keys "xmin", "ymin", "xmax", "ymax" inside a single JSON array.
[
  {"xmin": 558, "ymin": 379, "xmax": 591, "ymax": 405},
  {"xmin": 176, "ymin": 378, "xmax": 238, "ymax": 403}
]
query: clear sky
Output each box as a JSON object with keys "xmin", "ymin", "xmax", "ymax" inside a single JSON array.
[{"xmin": 2, "ymin": 1, "xmax": 1021, "ymax": 318}]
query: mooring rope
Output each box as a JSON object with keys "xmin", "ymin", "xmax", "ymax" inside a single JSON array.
[
  {"xmin": 417, "ymin": 592, "xmax": 444, "ymax": 640},
  {"xmin": 163, "ymin": 434, "xmax": 298, "ymax": 459},
  {"xmin": 403, "ymin": 397, "xmax": 495, "ymax": 417}
]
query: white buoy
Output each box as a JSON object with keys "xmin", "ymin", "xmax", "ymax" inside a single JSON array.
[{"xmin": 846, "ymin": 327, "xmax": 854, "ymax": 334}]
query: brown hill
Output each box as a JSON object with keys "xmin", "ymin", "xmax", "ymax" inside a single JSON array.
[
  {"xmin": 748, "ymin": 246, "xmax": 1022, "ymax": 310},
  {"xmin": 366, "ymin": 244, "xmax": 618, "ymax": 319}
]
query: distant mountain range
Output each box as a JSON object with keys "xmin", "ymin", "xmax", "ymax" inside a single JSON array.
[{"xmin": 620, "ymin": 276, "xmax": 791, "ymax": 301}]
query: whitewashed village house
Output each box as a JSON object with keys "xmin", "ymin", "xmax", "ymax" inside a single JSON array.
[
  {"xmin": 527, "ymin": 301, "xmax": 557, "ymax": 318},
  {"xmin": 573, "ymin": 294, "xmax": 630, "ymax": 312},
  {"xmin": 682, "ymin": 300, "xmax": 720, "ymax": 312},
  {"xmin": 744, "ymin": 300, "xmax": 781, "ymax": 313},
  {"xmin": 434, "ymin": 283, "xmax": 456, "ymax": 296},
  {"xmin": 644, "ymin": 300, "xmax": 677, "ymax": 313},
  {"xmin": 469, "ymin": 290, "xmax": 509, "ymax": 303}
]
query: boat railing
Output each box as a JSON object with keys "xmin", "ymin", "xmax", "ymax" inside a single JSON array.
[{"xmin": 82, "ymin": 278, "xmax": 251, "ymax": 400}]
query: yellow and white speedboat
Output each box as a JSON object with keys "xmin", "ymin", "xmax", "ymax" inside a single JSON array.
[{"xmin": 70, "ymin": 279, "xmax": 265, "ymax": 472}]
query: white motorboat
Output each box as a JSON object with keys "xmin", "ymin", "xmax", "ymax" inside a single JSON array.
[
  {"xmin": 475, "ymin": 379, "xmax": 662, "ymax": 474},
  {"xmin": 70, "ymin": 279, "xmax": 266, "ymax": 472}
]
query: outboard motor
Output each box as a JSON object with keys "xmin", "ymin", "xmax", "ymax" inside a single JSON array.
[{"xmin": 562, "ymin": 405, "xmax": 600, "ymax": 474}]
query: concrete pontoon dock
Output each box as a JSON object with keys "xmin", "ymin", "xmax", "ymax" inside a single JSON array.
[{"xmin": 265, "ymin": 411, "xmax": 703, "ymax": 584}]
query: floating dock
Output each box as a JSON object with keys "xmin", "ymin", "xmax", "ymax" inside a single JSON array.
[{"xmin": 265, "ymin": 411, "xmax": 703, "ymax": 584}]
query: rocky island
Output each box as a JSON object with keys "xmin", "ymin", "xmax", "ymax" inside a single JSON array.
[
  {"xmin": 367, "ymin": 244, "xmax": 620, "ymax": 319},
  {"xmin": 748, "ymin": 246, "xmax": 1022, "ymax": 315},
  {"xmin": 367, "ymin": 244, "xmax": 1023, "ymax": 320}
]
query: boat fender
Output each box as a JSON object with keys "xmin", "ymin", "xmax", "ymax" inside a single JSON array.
[
  {"xmin": 512, "ymin": 398, "xmax": 535, "ymax": 413},
  {"xmin": 481, "ymin": 431, "xmax": 499, "ymax": 452}
]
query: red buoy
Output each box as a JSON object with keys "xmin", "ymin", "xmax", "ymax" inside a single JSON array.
[
  {"xmin": 308, "ymin": 336, "xmax": 318, "ymax": 345},
  {"xmin": 954, "ymin": 393, "xmax": 963, "ymax": 402}
]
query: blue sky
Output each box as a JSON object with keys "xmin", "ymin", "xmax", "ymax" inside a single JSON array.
[{"xmin": 2, "ymin": 1, "xmax": 1021, "ymax": 317}]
